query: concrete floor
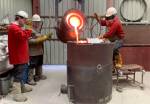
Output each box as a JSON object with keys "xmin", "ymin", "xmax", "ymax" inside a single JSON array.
[{"xmin": 0, "ymin": 65, "xmax": 150, "ymax": 104}]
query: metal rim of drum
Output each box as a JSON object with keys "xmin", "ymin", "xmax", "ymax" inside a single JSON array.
[{"xmin": 120, "ymin": 0, "xmax": 147, "ymax": 22}]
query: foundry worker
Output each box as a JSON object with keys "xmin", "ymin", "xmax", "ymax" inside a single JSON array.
[
  {"xmin": 27, "ymin": 14, "xmax": 52, "ymax": 85},
  {"xmin": 8, "ymin": 10, "xmax": 32, "ymax": 102},
  {"xmin": 94, "ymin": 7, "xmax": 125, "ymax": 68}
]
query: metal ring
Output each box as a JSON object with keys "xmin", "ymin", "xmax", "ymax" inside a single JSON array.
[
  {"xmin": 96, "ymin": 64, "xmax": 102, "ymax": 73},
  {"xmin": 120, "ymin": 0, "xmax": 147, "ymax": 22},
  {"xmin": 97, "ymin": 64, "xmax": 102, "ymax": 70}
]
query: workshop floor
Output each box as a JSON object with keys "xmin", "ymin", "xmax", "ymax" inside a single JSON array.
[{"xmin": 0, "ymin": 65, "xmax": 150, "ymax": 104}]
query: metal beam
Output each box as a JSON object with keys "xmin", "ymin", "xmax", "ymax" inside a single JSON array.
[
  {"xmin": 80, "ymin": 0, "xmax": 85, "ymax": 12},
  {"xmin": 55, "ymin": 0, "xmax": 59, "ymax": 20},
  {"xmin": 32, "ymin": 0, "xmax": 40, "ymax": 15},
  {"xmin": 106, "ymin": 0, "xmax": 114, "ymax": 8}
]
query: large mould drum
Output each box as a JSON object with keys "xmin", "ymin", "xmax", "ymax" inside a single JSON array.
[{"xmin": 66, "ymin": 42, "xmax": 114, "ymax": 104}]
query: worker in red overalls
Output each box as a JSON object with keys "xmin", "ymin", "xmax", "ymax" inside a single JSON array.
[
  {"xmin": 94, "ymin": 7, "xmax": 125, "ymax": 69},
  {"xmin": 8, "ymin": 11, "xmax": 32, "ymax": 102}
]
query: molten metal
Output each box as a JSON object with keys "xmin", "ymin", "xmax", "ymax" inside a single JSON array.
[{"xmin": 56, "ymin": 9, "xmax": 85, "ymax": 43}]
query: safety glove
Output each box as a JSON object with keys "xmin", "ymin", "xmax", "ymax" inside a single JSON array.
[
  {"xmin": 45, "ymin": 32, "xmax": 53, "ymax": 40},
  {"xmin": 29, "ymin": 33, "xmax": 53, "ymax": 44},
  {"xmin": 24, "ymin": 19, "xmax": 32, "ymax": 30}
]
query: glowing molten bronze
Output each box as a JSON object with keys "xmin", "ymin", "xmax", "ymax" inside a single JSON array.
[{"xmin": 56, "ymin": 9, "xmax": 85, "ymax": 43}]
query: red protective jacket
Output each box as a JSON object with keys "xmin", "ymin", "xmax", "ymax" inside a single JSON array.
[
  {"xmin": 8, "ymin": 22, "xmax": 32, "ymax": 64},
  {"xmin": 100, "ymin": 16, "xmax": 125, "ymax": 41}
]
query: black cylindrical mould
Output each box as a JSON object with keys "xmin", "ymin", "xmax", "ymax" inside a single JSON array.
[{"xmin": 67, "ymin": 42, "xmax": 114, "ymax": 104}]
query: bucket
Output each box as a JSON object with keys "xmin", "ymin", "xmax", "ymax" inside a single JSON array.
[{"xmin": 0, "ymin": 72, "xmax": 11, "ymax": 95}]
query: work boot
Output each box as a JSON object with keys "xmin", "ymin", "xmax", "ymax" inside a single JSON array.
[
  {"xmin": 27, "ymin": 68, "xmax": 36, "ymax": 85},
  {"xmin": 34, "ymin": 75, "xmax": 47, "ymax": 82},
  {"xmin": 11, "ymin": 82, "xmax": 27, "ymax": 102},
  {"xmin": 34, "ymin": 75, "xmax": 40, "ymax": 82},
  {"xmin": 21, "ymin": 84, "xmax": 33, "ymax": 93},
  {"xmin": 115, "ymin": 53, "xmax": 123, "ymax": 68},
  {"xmin": 40, "ymin": 75, "xmax": 47, "ymax": 80},
  {"xmin": 34, "ymin": 66, "xmax": 47, "ymax": 81},
  {"xmin": 28, "ymin": 80, "xmax": 37, "ymax": 85}
]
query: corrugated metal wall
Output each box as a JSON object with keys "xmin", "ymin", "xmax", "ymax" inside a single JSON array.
[
  {"xmin": 40, "ymin": 0, "xmax": 150, "ymax": 65},
  {"xmin": 114, "ymin": 0, "xmax": 150, "ymax": 71},
  {"xmin": 40, "ymin": 0, "xmax": 106, "ymax": 64},
  {"xmin": 0, "ymin": 0, "xmax": 32, "ymax": 22}
]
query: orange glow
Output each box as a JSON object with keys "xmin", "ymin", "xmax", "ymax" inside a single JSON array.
[
  {"xmin": 69, "ymin": 16, "xmax": 80, "ymax": 28},
  {"xmin": 56, "ymin": 9, "xmax": 85, "ymax": 43},
  {"xmin": 74, "ymin": 27, "xmax": 79, "ymax": 43},
  {"xmin": 66, "ymin": 13, "xmax": 84, "ymax": 43},
  {"xmin": 79, "ymin": 40, "xmax": 87, "ymax": 43},
  {"xmin": 66, "ymin": 13, "xmax": 84, "ymax": 30}
]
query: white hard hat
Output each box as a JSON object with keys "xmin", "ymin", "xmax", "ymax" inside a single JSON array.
[
  {"xmin": 16, "ymin": 11, "xmax": 28, "ymax": 18},
  {"xmin": 106, "ymin": 7, "xmax": 117, "ymax": 17},
  {"xmin": 32, "ymin": 14, "xmax": 41, "ymax": 21}
]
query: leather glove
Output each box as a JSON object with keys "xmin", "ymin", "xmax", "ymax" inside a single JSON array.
[
  {"xmin": 24, "ymin": 25, "xmax": 32, "ymax": 30},
  {"xmin": 29, "ymin": 33, "xmax": 53, "ymax": 44},
  {"xmin": 45, "ymin": 33, "xmax": 53, "ymax": 40},
  {"xmin": 24, "ymin": 19, "xmax": 32, "ymax": 30}
]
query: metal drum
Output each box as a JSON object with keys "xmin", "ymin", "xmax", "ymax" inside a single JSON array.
[
  {"xmin": 67, "ymin": 42, "xmax": 114, "ymax": 104},
  {"xmin": 0, "ymin": 72, "xmax": 11, "ymax": 95}
]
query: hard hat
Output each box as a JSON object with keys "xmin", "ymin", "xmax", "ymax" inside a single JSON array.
[
  {"xmin": 106, "ymin": 7, "xmax": 117, "ymax": 17},
  {"xmin": 16, "ymin": 11, "xmax": 28, "ymax": 19},
  {"xmin": 32, "ymin": 14, "xmax": 41, "ymax": 21}
]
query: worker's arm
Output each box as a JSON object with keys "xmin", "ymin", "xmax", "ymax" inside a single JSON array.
[
  {"xmin": 29, "ymin": 33, "xmax": 52, "ymax": 44},
  {"xmin": 13, "ymin": 26, "xmax": 32, "ymax": 40},
  {"xmin": 103, "ymin": 23, "xmax": 118, "ymax": 38},
  {"xmin": 94, "ymin": 13, "xmax": 106, "ymax": 26}
]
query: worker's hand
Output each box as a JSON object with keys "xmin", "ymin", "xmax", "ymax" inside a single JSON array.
[
  {"xmin": 97, "ymin": 34, "xmax": 104, "ymax": 39},
  {"xmin": 24, "ymin": 19, "xmax": 32, "ymax": 30},
  {"xmin": 93, "ymin": 13, "xmax": 105, "ymax": 20},
  {"xmin": 93, "ymin": 13, "xmax": 98, "ymax": 18},
  {"xmin": 93, "ymin": 13, "xmax": 100, "ymax": 21},
  {"xmin": 31, "ymin": 33, "xmax": 38, "ymax": 39},
  {"xmin": 25, "ymin": 19, "xmax": 32, "ymax": 26},
  {"xmin": 97, "ymin": 34, "xmax": 109, "ymax": 43},
  {"xmin": 45, "ymin": 33, "xmax": 53, "ymax": 40},
  {"xmin": 24, "ymin": 24, "xmax": 32, "ymax": 30},
  {"xmin": 103, "ymin": 38, "xmax": 110, "ymax": 43}
]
